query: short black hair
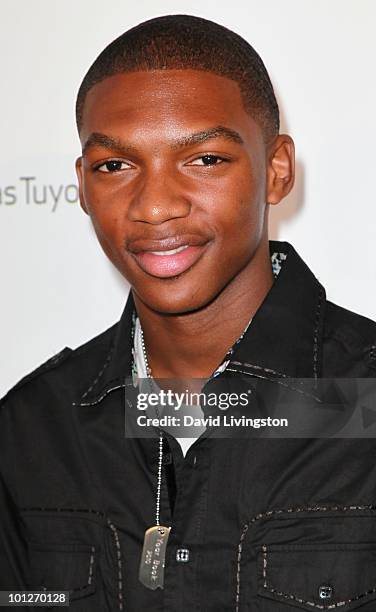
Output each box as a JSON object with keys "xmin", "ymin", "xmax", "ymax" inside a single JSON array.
[{"xmin": 76, "ymin": 14, "xmax": 279, "ymax": 142}]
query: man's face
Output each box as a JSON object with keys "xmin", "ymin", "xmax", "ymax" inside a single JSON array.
[{"xmin": 76, "ymin": 69, "xmax": 290, "ymax": 314}]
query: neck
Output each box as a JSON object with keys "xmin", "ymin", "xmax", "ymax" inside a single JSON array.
[{"xmin": 133, "ymin": 238, "xmax": 273, "ymax": 379}]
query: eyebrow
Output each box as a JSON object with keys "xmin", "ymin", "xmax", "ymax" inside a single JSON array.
[{"xmin": 82, "ymin": 125, "xmax": 244, "ymax": 155}]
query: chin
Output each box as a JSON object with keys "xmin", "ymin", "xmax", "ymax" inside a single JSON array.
[
  {"xmin": 137, "ymin": 295, "xmax": 204, "ymax": 316},
  {"xmin": 133, "ymin": 283, "xmax": 217, "ymax": 316}
]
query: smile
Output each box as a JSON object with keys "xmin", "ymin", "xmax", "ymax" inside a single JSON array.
[
  {"xmin": 129, "ymin": 237, "xmax": 210, "ymax": 279},
  {"xmin": 149, "ymin": 245, "xmax": 189, "ymax": 256}
]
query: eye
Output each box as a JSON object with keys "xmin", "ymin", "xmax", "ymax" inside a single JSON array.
[
  {"xmin": 95, "ymin": 160, "xmax": 132, "ymax": 173},
  {"xmin": 188, "ymin": 154, "xmax": 226, "ymax": 167}
]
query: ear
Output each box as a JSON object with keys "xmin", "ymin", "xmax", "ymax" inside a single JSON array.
[
  {"xmin": 75, "ymin": 156, "xmax": 89, "ymax": 215},
  {"xmin": 266, "ymin": 135, "xmax": 295, "ymax": 205}
]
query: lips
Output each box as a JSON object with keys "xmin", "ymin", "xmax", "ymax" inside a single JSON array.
[{"xmin": 128, "ymin": 234, "xmax": 210, "ymax": 278}]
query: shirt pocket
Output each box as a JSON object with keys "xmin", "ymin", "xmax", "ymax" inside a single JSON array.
[
  {"xmin": 236, "ymin": 506, "xmax": 376, "ymax": 612},
  {"xmin": 27, "ymin": 543, "xmax": 96, "ymax": 603},
  {"xmin": 258, "ymin": 542, "xmax": 376, "ymax": 611}
]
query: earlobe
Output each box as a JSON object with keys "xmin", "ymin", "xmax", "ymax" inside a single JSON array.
[
  {"xmin": 266, "ymin": 135, "xmax": 295, "ymax": 205},
  {"xmin": 75, "ymin": 156, "xmax": 89, "ymax": 215}
]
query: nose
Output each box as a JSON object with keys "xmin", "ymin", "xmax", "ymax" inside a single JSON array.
[{"xmin": 127, "ymin": 169, "xmax": 191, "ymax": 224}]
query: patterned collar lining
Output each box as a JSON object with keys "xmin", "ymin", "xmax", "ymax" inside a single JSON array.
[
  {"xmin": 211, "ymin": 251, "xmax": 287, "ymax": 377},
  {"xmin": 131, "ymin": 251, "xmax": 287, "ymax": 384}
]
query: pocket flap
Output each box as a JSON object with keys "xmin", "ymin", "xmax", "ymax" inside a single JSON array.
[
  {"xmin": 28, "ymin": 543, "xmax": 96, "ymax": 601},
  {"xmin": 259, "ymin": 543, "xmax": 376, "ymax": 610}
]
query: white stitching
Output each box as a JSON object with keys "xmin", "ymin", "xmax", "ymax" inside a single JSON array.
[
  {"xmin": 74, "ymin": 383, "xmax": 127, "ymax": 407},
  {"xmin": 261, "ymin": 543, "xmax": 376, "ymax": 609},
  {"xmin": 225, "ymin": 368, "xmax": 321, "ymax": 401},
  {"xmin": 87, "ymin": 547, "xmax": 95, "ymax": 585},
  {"xmin": 107, "ymin": 518, "xmax": 124, "ymax": 610},
  {"xmin": 313, "ymin": 287, "xmax": 324, "ymax": 380},
  {"xmin": 79, "ymin": 346, "xmax": 114, "ymax": 401},
  {"xmin": 235, "ymin": 523, "xmax": 249, "ymax": 608},
  {"xmin": 229, "ymin": 362, "xmax": 289, "ymax": 379},
  {"xmin": 235, "ymin": 503, "xmax": 376, "ymax": 612},
  {"xmin": 262, "ymin": 544, "xmax": 267, "ymax": 588},
  {"xmin": 57, "ymin": 545, "xmax": 95, "ymax": 594},
  {"xmin": 87, "ymin": 546, "xmax": 95, "ymax": 587},
  {"xmin": 20, "ymin": 506, "xmax": 105, "ymax": 517}
]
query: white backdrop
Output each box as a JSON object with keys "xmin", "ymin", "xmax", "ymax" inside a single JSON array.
[{"xmin": 1, "ymin": 0, "xmax": 375, "ymax": 396}]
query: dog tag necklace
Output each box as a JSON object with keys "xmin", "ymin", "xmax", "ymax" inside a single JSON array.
[{"xmin": 138, "ymin": 325, "xmax": 171, "ymax": 590}]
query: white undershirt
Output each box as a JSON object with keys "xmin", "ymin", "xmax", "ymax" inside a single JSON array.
[{"xmin": 133, "ymin": 317, "xmax": 200, "ymax": 456}]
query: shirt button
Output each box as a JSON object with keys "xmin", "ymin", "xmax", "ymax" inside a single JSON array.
[
  {"xmin": 318, "ymin": 585, "xmax": 333, "ymax": 600},
  {"xmin": 176, "ymin": 548, "xmax": 190, "ymax": 563}
]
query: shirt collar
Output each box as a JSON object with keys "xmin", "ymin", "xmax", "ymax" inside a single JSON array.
[
  {"xmin": 229, "ymin": 240, "xmax": 326, "ymax": 379},
  {"xmin": 76, "ymin": 240, "xmax": 326, "ymax": 406}
]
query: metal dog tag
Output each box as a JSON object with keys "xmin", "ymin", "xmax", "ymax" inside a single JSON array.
[{"xmin": 139, "ymin": 525, "xmax": 171, "ymax": 590}]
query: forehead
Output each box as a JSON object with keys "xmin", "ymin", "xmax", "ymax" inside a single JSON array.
[{"xmin": 80, "ymin": 69, "xmax": 258, "ymax": 144}]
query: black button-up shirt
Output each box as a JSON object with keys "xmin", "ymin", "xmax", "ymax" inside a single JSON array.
[{"xmin": 1, "ymin": 240, "xmax": 376, "ymax": 611}]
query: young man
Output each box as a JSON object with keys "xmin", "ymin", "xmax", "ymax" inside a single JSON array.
[{"xmin": 1, "ymin": 14, "xmax": 376, "ymax": 612}]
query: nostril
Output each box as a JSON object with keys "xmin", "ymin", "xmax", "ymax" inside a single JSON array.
[{"xmin": 128, "ymin": 198, "xmax": 191, "ymax": 224}]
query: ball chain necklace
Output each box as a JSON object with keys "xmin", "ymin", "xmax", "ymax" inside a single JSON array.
[
  {"xmin": 135, "ymin": 253, "xmax": 284, "ymax": 590},
  {"xmin": 138, "ymin": 327, "xmax": 171, "ymax": 591}
]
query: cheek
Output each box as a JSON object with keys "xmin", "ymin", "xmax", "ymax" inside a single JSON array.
[
  {"xmin": 83, "ymin": 178, "xmax": 121, "ymax": 232},
  {"xmin": 83, "ymin": 191, "xmax": 126, "ymax": 265},
  {"xmin": 233, "ymin": 162, "xmax": 266, "ymax": 237},
  {"xmin": 202, "ymin": 166, "xmax": 265, "ymax": 244}
]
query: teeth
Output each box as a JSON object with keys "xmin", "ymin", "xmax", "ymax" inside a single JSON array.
[{"xmin": 149, "ymin": 245, "xmax": 189, "ymax": 256}]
